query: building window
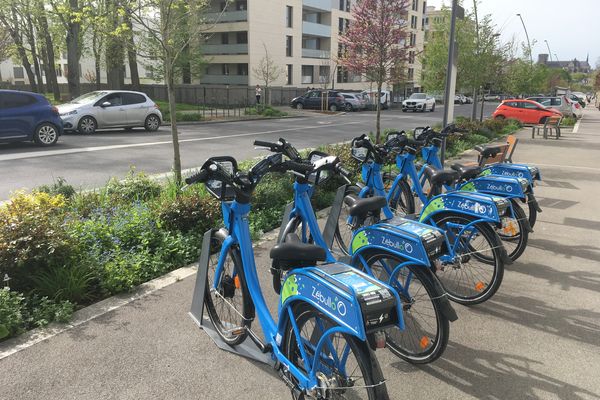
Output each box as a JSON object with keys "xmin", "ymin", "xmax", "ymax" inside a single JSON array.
[
  {"xmin": 423, "ymin": 1, "xmax": 427, "ymax": 13},
  {"xmin": 237, "ymin": 64, "xmax": 248, "ymax": 75},
  {"xmin": 337, "ymin": 66, "xmax": 348, "ymax": 83},
  {"xmin": 319, "ymin": 65, "xmax": 330, "ymax": 84},
  {"xmin": 412, "ymin": 0, "xmax": 418, "ymax": 11},
  {"xmin": 286, "ymin": 36, "xmax": 293, "ymax": 57},
  {"xmin": 410, "ymin": 32, "xmax": 416, "ymax": 46},
  {"xmin": 286, "ymin": 6, "xmax": 293, "ymax": 28},
  {"xmin": 411, "ymin": 15, "xmax": 417, "ymax": 29},
  {"xmin": 408, "ymin": 68, "xmax": 414, "ymax": 80},
  {"xmin": 56, "ymin": 64, "xmax": 62, "ymax": 77},
  {"xmin": 339, "ymin": 0, "xmax": 344, "ymax": 10},
  {"xmin": 345, "ymin": 0, "xmax": 351, "ymax": 11},
  {"xmin": 409, "ymin": 51, "xmax": 415, "ymax": 64},
  {"xmin": 222, "ymin": 64, "xmax": 230, "ymax": 75},
  {"xmin": 235, "ymin": 0, "xmax": 246, "ymax": 10},
  {"xmin": 301, "ymin": 65, "xmax": 314, "ymax": 84},
  {"xmin": 221, "ymin": 33, "xmax": 229, "ymax": 44},
  {"xmin": 236, "ymin": 31, "xmax": 248, "ymax": 44},
  {"xmin": 287, "ymin": 64, "xmax": 293, "ymax": 85},
  {"xmin": 339, "ymin": 17, "xmax": 344, "ymax": 33},
  {"xmin": 13, "ymin": 66, "xmax": 24, "ymax": 79}
]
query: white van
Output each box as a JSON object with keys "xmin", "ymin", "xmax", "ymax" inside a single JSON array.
[{"xmin": 361, "ymin": 90, "xmax": 390, "ymax": 110}]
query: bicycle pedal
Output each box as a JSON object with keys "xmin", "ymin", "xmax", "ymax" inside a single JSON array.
[{"xmin": 224, "ymin": 326, "xmax": 246, "ymax": 336}]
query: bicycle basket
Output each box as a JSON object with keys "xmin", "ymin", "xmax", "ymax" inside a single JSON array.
[
  {"xmin": 204, "ymin": 156, "xmax": 238, "ymax": 201},
  {"xmin": 307, "ymin": 150, "xmax": 331, "ymax": 185},
  {"xmin": 351, "ymin": 146, "xmax": 369, "ymax": 162}
]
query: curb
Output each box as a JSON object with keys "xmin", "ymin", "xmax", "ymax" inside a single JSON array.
[{"xmin": 166, "ymin": 114, "xmax": 307, "ymax": 127}]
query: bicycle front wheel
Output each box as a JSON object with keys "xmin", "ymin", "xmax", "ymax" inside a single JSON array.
[
  {"xmin": 496, "ymin": 199, "xmax": 529, "ymax": 262},
  {"xmin": 282, "ymin": 303, "xmax": 389, "ymax": 400},
  {"xmin": 432, "ymin": 213, "xmax": 505, "ymax": 305},
  {"xmin": 362, "ymin": 253, "xmax": 449, "ymax": 364},
  {"xmin": 334, "ymin": 185, "xmax": 361, "ymax": 255},
  {"xmin": 204, "ymin": 231, "xmax": 253, "ymax": 346}
]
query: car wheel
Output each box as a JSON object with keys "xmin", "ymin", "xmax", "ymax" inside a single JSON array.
[
  {"xmin": 295, "ymin": 103, "xmax": 304, "ymax": 110},
  {"xmin": 431, "ymin": 103, "xmax": 436, "ymax": 112},
  {"xmin": 329, "ymin": 104, "xmax": 338, "ymax": 112},
  {"xmin": 344, "ymin": 103, "xmax": 353, "ymax": 112},
  {"xmin": 402, "ymin": 108, "xmax": 407, "ymax": 112},
  {"xmin": 78, "ymin": 116, "xmax": 97, "ymax": 134},
  {"xmin": 494, "ymin": 115, "xmax": 505, "ymax": 120},
  {"xmin": 144, "ymin": 114, "xmax": 161, "ymax": 131},
  {"xmin": 33, "ymin": 123, "xmax": 59, "ymax": 146}
]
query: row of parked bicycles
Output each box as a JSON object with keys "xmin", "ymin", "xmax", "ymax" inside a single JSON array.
[{"xmin": 185, "ymin": 124, "xmax": 542, "ymax": 399}]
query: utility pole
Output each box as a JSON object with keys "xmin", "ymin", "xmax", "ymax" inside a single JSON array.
[{"xmin": 441, "ymin": 0, "xmax": 463, "ymax": 166}]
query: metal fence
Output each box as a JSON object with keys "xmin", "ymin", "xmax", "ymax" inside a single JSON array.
[{"xmin": 0, "ymin": 82, "xmax": 311, "ymax": 108}]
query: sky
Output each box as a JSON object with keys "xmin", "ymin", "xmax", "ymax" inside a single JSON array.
[{"xmin": 427, "ymin": 0, "xmax": 599, "ymax": 68}]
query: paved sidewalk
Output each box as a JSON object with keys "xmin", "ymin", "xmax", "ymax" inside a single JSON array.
[{"xmin": 2, "ymin": 108, "xmax": 600, "ymax": 400}]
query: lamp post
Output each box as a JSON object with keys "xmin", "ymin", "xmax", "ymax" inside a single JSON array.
[
  {"xmin": 516, "ymin": 13, "xmax": 533, "ymax": 64},
  {"xmin": 544, "ymin": 40, "xmax": 553, "ymax": 61}
]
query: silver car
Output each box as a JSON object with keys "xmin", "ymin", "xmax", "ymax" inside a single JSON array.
[
  {"xmin": 340, "ymin": 93, "xmax": 366, "ymax": 111},
  {"xmin": 57, "ymin": 90, "xmax": 162, "ymax": 134},
  {"xmin": 527, "ymin": 96, "xmax": 582, "ymax": 119}
]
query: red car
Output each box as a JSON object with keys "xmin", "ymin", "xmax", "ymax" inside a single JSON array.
[{"xmin": 492, "ymin": 99, "xmax": 562, "ymax": 124}]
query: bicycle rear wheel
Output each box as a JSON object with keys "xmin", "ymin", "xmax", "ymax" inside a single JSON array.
[
  {"xmin": 282, "ymin": 303, "xmax": 389, "ymax": 400},
  {"xmin": 361, "ymin": 252, "xmax": 450, "ymax": 364},
  {"xmin": 204, "ymin": 231, "xmax": 253, "ymax": 346},
  {"xmin": 496, "ymin": 200, "xmax": 529, "ymax": 261},
  {"xmin": 387, "ymin": 178, "xmax": 416, "ymax": 216},
  {"xmin": 431, "ymin": 213, "xmax": 505, "ymax": 305}
]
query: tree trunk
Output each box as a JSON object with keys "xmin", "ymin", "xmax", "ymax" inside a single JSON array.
[
  {"xmin": 25, "ymin": 15, "xmax": 44, "ymax": 91},
  {"xmin": 375, "ymin": 80, "xmax": 382, "ymax": 143},
  {"xmin": 166, "ymin": 60, "xmax": 182, "ymax": 184},
  {"xmin": 65, "ymin": 0, "xmax": 81, "ymax": 99},
  {"xmin": 471, "ymin": 88, "xmax": 478, "ymax": 120},
  {"xmin": 37, "ymin": 6, "xmax": 60, "ymax": 101},
  {"xmin": 105, "ymin": 0, "xmax": 124, "ymax": 89},
  {"xmin": 124, "ymin": 13, "xmax": 140, "ymax": 90},
  {"xmin": 2, "ymin": 10, "xmax": 37, "ymax": 91},
  {"xmin": 40, "ymin": 46, "xmax": 52, "ymax": 93},
  {"xmin": 92, "ymin": 31, "xmax": 102, "ymax": 89}
]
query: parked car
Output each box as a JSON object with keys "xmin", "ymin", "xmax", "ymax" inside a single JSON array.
[
  {"xmin": 492, "ymin": 99, "xmax": 562, "ymax": 124},
  {"xmin": 0, "ymin": 89, "xmax": 63, "ymax": 146},
  {"xmin": 402, "ymin": 93, "xmax": 436, "ymax": 112},
  {"xmin": 484, "ymin": 94, "xmax": 500, "ymax": 101},
  {"xmin": 361, "ymin": 90, "xmax": 391, "ymax": 110},
  {"xmin": 463, "ymin": 95, "xmax": 473, "ymax": 104},
  {"xmin": 359, "ymin": 92, "xmax": 375, "ymax": 110},
  {"xmin": 527, "ymin": 96, "xmax": 582, "ymax": 119},
  {"xmin": 569, "ymin": 93, "xmax": 586, "ymax": 108},
  {"xmin": 340, "ymin": 92, "xmax": 366, "ymax": 111},
  {"xmin": 56, "ymin": 90, "xmax": 162, "ymax": 134},
  {"xmin": 290, "ymin": 90, "xmax": 345, "ymax": 111}
]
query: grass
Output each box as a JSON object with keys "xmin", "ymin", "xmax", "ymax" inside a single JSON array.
[{"xmin": 155, "ymin": 101, "xmax": 208, "ymax": 112}]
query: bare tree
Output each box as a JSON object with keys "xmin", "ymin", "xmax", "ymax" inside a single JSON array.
[
  {"xmin": 252, "ymin": 43, "xmax": 284, "ymax": 105},
  {"xmin": 127, "ymin": 0, "xmax": 211, "ymax": 184},
  {"xmin": 0, "ymin": 27, "xmax": 11, "ymax": 82}
]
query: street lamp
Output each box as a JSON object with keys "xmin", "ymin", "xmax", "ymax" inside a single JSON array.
[
  {"xmin": 544, "ymin": 40, "xmax": 553, "ymax": 61},
  {"xmin": 516, "ymin": 13, "xmax": 533, "ymax": 64}
]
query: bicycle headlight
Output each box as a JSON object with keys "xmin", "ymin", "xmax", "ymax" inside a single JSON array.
[
  {"xmin": 421, "ymin": 230, "xmax": 447, "ymax": 258},
  {"xmin": 493, "ymin": 197, "xmax": 509, "ymax": 216}
]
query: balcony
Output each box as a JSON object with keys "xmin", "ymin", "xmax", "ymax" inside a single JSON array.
[
  {"xmin": 203, "ymin": 44, "xmax": 248, "ymax": 55},
  {"xmin": 302, "ymin": 48, "xmax": 330, "ymax": 59},
  {"xmin": 205, "ymin": 10, "xmax": 247, "ymax": 23},
  {"xmin": 302, "ymin": 21, "xmax": 331, "ymax": 37},
  {"xmin": 201, "ymin": 74, "xmax": 249, "ymax": 85},
  {"xmin": 302, "ymin": 0, "xmax": 332, "ymax": 12}
]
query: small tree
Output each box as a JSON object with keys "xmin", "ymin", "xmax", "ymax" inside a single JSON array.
[
  {"xmin": 127, "ymin": 0, "xmax": 210, "ymax": 184},
  {"xmin": 0, "ymin": 27, "xmax": 11, "ymax": 82},
  {"xmin": 339, "ymin": 0, "xmax": 409, "ymax": 142},
  {"xmin": 252, "ymin": 43, "xmax": 284, "ymax": 105}
]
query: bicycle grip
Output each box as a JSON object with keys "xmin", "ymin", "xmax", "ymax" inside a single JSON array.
[
  {"xmin": 285, "ymin": 160, "xmax": 314, "ymax": 174},
  {"xmin": 254, "ymin": 140, "xmax": 278, "ymax": 150},
  {"xmin": 185, "ymin": 169, "xmax": 209, "ymax": 185},
  {"xmin": 337, "ymin": 165, "xmax": 351, "ymax": 178}
]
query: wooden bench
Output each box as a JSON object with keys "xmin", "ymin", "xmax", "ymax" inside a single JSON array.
[{"xmin": 532, "ymin": 116, "xmax": 562, "ymax": 139}]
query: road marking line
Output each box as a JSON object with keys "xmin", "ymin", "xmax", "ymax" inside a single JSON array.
[
  {"xmin": 0, "ymin": 121, "xmax": 363, "ymax": 162},
  {"xmin": 573, "ymin": 117, "xmax": 581, "ymax": 133},
  {"xmin": 532, "ymin": 163, "xmax": 600, "ymax": 172}
]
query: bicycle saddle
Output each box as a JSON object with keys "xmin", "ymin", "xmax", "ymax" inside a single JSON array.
[
  {"xmin": 343, "ymin": 195, "xmax": 387, "ymax": 218},
  {"xmin": 423, "ymin": 165, "xmax": 459, "ymax": 187},
  {"xmin": 451, "ymin": 163, "xmax": 482, "ymax": 181},
  {"xmin": 270, "ymin": 233, "xmax": 326, "ymax": 270}
]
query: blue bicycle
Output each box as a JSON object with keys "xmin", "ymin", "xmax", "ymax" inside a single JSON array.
[
  {"xmin": 335, "ymin": 135, "xmax": 510, "ymax": 306},
  {"xmin": 185, "ymin": 153, "xmax": 402, "ymax": 399},
  {"xmin": 254, "ymin": 139, "xmax": 457, "ymax": 364}
]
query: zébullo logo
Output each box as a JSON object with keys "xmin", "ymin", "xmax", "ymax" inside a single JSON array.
[
  {"xmin": 457, "ymin": 200, "xmax": 487, "ymax": 214},
  {"xmin": 486, "ymin": 183, "xmax": 512, "ymax": 193},
  {"xmin": 380, "ymin": 237, "xmax": 413, "ymax": 253},
  {"xmin": 312, "ymin": 287, "xmax": 347, "ymax": 316},
  {"xmin": 500, "ymin": 170, "xmax": 524, "ymax": 178}
]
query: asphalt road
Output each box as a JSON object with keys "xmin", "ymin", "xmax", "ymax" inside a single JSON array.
[{"xmin": 0, "ymin": 103, "xmax": 499, "ymax": 200}]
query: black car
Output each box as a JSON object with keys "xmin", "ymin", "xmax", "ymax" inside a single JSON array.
[{"xmin": 290, "ymin": 90, "xmax": 345, "ymax": 111}]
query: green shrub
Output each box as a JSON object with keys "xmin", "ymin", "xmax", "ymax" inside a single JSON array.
[
  {"xmin": 36, "ymin": 177, "xmax": 76, "ymax": 200},
  {"xmin": 156, "ymin": 191, "xmax": 221, "ymax": 234},
  {"xmin": 245, "ymin": 105, "xmax": 287, "ymax": 117},
  {"xmin": 105, "ymin": 169, "xmax": 162, "ymax": 203},
  {"xmin": 0, "ymin": 288, "xmax": 26, "ymax": 339},
  {"xmin": 175, "ymin": 112, "xmax": 204, "ymax": 122},
  {"xmin": 24, "ymin": 295, "xmax": 74, "ymax": 327},
  {"xmin": 30, "ymin": 265, "xmax": 95, "ymax": 304},
  {"xmin": 0, "ymin": 192, "xmax": 76, "ymax": 290},
  {"xmin": 560, "ymin": 116, "xmax": 576, "ymax": 126}
]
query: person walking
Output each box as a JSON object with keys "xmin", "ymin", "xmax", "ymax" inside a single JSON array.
[{"xmin": 255, "ymin": 85, "xmax": 262, "ymax": 105}]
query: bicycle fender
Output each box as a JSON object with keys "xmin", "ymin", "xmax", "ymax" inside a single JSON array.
[
  {"xmin": 480, "ymin": 163, "xmax": 541, "ymax": 183},
  {"xmin": 527, "ymin": 192, "xmax": 542, "ymax": 213},
  {"xmin": 278, "ymin": 264, "xmax": 404, "ymax": 341},
  {"xmin": 458, "ymin": 176, "xmax": 529, "ymax": 199},
  {"xmin": 350, "ymin": 221, "xmax": 446, "ymax": 267},
  {"xmin": 419, "ymin": 192, "xmax": 509, "ymax": 224}
]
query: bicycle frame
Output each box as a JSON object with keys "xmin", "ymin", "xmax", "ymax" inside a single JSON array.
[{"xmin": 213, "ymin": 198, "xmax": 397, "ymax": 390}]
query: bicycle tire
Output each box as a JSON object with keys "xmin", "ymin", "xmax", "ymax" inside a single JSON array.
[
  {"xmin": 360, "ymin": 252, "xmax": 450, "ymax": 364},
  {"xmin": 522, "ymin": 197, "xmax": 538, "ymax": 228},
  {"xmin": 204, "ymin": 231, "xmax": 253, "ymax": 346},
  {"xmin": 496, "ymin": 200, "xmax": 529, "ymax": 262},
  {"xmin": 431, "ymin": 213, "xmax": 505, "ymax": 305},
  {"xmin": 388, "ymin": 177, "xmax": 416, "ymax": 215},
  {"xmin": 334, "ymin": 185, "xmax": 361, "ymax": 255},
  {"xmin": 282, "ymin": 303, "xmax": 389, "ymax": 400}
]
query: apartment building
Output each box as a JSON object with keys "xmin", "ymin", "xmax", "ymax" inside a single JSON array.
[{"xmin": 397, "ymin": 0, "xmax": 427, "ymax": 97}]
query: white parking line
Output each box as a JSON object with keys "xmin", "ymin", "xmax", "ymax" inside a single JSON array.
[
  {"xmin": 573, "ymin": 117, "xmax": 582, "ymax": 133},
  {"xmin": 0, "ymin": 121, "xmax": 362, "ymax": 162}
]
